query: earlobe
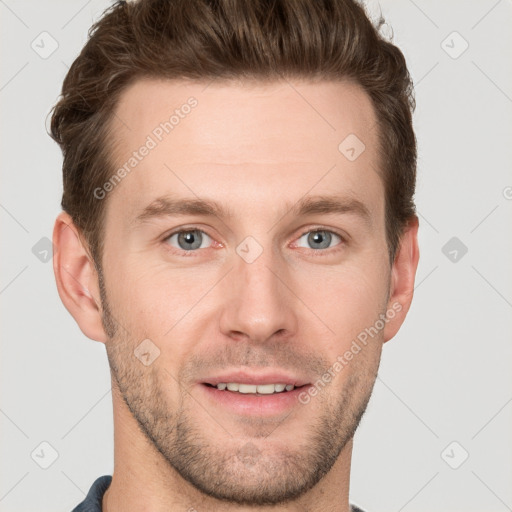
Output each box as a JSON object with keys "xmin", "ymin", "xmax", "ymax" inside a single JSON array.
[
  {"xmin": 383, "ymin": 216, "xmax": 420, "ymax": 343},
  {"xmin": 52, "ymin": 212, "xmax": 108, "ymax": 343}
]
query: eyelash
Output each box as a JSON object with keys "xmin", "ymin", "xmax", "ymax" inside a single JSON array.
[{"xmin": 161, "ymin": 226, "xmax": 347, "ymax": 257}]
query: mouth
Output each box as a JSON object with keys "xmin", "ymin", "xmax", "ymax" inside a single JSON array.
[
  {"xmin": 199, "ymin": 378, "xmax": 310, "ymax": 416},
  {"xmin": 203, "ymin": 382, "xmax": 304, "ymax": 395}
]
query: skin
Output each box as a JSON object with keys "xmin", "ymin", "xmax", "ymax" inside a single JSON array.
[{"xmin": 53, "ymin": 78, "xmax": 419, "ymax": 512}]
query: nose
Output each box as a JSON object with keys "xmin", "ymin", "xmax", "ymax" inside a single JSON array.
[{"xmin": 219, "ymin": 244, "xmax": 298, "ymax": 344}]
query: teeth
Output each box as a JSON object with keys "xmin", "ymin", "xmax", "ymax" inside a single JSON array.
[
  {"xmin": 256, "ymin": 384, "xmax": 276, "ymax": 394},
  {"xmin": 215, "ymin": 382, "xmax": 295, "ymax": 394},
  {"xmin": 238, "ymin": 384, "xmax": 257, "ymax": 393}
]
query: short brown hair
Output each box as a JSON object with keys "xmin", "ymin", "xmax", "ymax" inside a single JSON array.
[{"xmin": 49, "ymin": 0, "xmax": 417, "ymax": 269}]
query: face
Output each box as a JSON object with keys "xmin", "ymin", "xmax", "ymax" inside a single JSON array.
[{"xmin": 98, "ymin": 78, "xmax": 393, "ymax": 505}]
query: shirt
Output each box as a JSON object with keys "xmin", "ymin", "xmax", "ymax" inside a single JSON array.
[{"xmin": 71, "ymin": 475, "xmax": 368, "ymax": 512}]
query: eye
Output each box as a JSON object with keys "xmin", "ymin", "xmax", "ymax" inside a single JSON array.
[
  {"xmin": 165, "ymin": 229, "xmax": 213, "ymax": 252},
  {"xmin": 295, "ymin": 229, "xmax": 343, "ymax": 251}
]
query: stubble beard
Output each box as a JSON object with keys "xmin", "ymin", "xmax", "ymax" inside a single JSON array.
[{"xmin": 98, "ymin": 268, "xmax": 381, "ymax": 506}]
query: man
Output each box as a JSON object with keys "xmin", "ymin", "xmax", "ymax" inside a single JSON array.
[{"xmin": 50, "ymin": 0, "xmax": 419, "ymax": 510}]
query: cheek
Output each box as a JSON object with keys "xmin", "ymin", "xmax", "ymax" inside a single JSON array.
[
  {"xmin": 298, "ymin": 263, "xmax": 388, "ymax": 332},
  {"xmin": 111, "ymin": 261, "xmax": 223, "ymax": 356}
]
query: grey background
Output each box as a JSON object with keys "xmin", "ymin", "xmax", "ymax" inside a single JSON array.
[{"xmin": 1, "ymin": 1, "xmax": 511, "ymax": 511}]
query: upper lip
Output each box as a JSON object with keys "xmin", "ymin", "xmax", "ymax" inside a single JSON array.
[{"xmin": 201, "ymin": 370, "xmax": 310, "ymax": 387}]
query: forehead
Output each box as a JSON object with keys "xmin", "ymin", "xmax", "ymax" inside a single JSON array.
[
  {"xmin": 112, "ymin": 77, "xmax": 377, "ymax": 154},
  {"xmin": 106, "ymin": 77, "xmax": 382, "ymax": 223}
]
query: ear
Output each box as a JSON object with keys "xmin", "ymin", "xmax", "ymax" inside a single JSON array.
[
  {"xmin": 52, "ymin": 211, "xmax": 108, "ymax": 343},
  {"xmin": 383, "ymin": 216, "xmax": 420, "ymax": 343}
]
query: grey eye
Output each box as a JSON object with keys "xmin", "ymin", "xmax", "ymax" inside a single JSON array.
[
  {"xmin": 167, "ymin": 230, "xmax": 212, "ymax": 251},
  {"xmin": 297, "ymin": 230, "xmax": 341, "ymax": 250}
]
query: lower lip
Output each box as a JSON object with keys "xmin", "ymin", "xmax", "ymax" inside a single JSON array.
[{"xmin": 199, "ymin": 384, "xmax": 308, "ymax": 416}]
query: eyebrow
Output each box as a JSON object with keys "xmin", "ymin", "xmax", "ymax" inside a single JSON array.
[{"xmin": 131, "ymin": 194, "xmax": 373, "ymax": 229}]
